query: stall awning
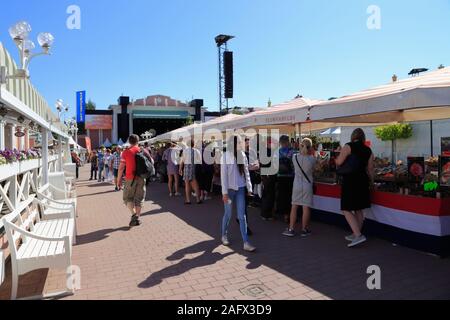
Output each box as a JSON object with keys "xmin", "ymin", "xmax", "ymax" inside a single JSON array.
[
  {"xmin": 132, "ymin": 110, "xmax": 190, "ymax": 119},
  {"xmin": 311, "ymin": 67, "xmax": 450, "ymax": 123}
]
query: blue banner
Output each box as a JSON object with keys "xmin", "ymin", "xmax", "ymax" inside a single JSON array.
[{"xmin": 76, "ymin": 91, "xmax": 86, "ymax": 123}]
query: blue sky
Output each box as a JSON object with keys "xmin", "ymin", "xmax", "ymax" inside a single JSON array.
[{"xmin": 1, "ymin": 0, "xmax": 450, "ymax": 116}]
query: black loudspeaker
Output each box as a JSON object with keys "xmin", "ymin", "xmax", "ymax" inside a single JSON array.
[
  {"xmin": 224, "ymin": 51, "xmax": 233, "ymax": 99},
  {"xmin": 191, "ymin": 99, "xmax": 204, "ymax": 121},
  {"xmin": 118, "ymin": 96, "xmax": 130, "ymax": 107},
  {"xmin": 118, "ymin": 96, "xmax": 130, "ymax": 140}
]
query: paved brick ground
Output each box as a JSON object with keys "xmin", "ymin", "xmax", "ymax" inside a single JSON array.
[{"xmin": 1, "ymin": 166, "xmax": 450, "ymax": 300}]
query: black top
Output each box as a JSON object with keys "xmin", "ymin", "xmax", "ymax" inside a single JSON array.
[{"xmin": 340, "ymin": 141, "xmax": 373, "ymax": 211}]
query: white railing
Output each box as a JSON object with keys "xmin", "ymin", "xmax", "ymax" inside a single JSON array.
[{"xmin": 0, "ymin": 154, "xmax": 59, "ymax": 230}]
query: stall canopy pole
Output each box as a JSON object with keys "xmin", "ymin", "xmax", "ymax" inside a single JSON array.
[{"xmin": 430, "ymin": 120, "xmax": 434, "ymax": 157}]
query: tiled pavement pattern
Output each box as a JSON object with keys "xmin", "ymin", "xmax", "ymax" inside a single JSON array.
[{"xmin": 1, "ymin": 166, "xmax": 450, "ymax": 300}]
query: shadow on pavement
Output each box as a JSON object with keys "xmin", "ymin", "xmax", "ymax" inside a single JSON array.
[
  {"xmin": 138, "ymin": 240, "xmax": 235, "ymax": 288},
  {"xmin": 142, "ymin": 181, "xmax": 450, "ymax": 300},
  {"xmin": 76, "ymin": 227, "xmax": 130, "ymax": 245}
]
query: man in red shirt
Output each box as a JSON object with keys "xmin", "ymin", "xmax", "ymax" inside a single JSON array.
[{"xmin": 118, "ymin": 134, "xmax": 146, "ymax": 227}]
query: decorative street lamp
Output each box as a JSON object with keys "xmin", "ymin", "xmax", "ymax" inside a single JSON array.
[
  {"xmin": 55, "ymin": 99, "xmax": 70, "ymax": 121},
  {"xmin": 5, "ymin": 21, "xmax": 55, "ymax": 79},
  {"xmin": 65, "ymin": 118, "xmax": 79, "ymax": 143}
]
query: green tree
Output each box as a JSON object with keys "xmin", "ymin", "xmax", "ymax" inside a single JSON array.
[
  {"xmin": 375, "ymin": 123, "xmax": 413, "ymax": 163},
  {"xmin": 86, "ymin": 100, "xmax": 96, "ymax": 111},
  {"xmin": 184, "ymin": 116, "xmax": 194, "ymax": 126}
]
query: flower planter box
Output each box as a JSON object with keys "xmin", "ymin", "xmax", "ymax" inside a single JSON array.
[
  {"xmin": 18, "ymin": 159, "xmax": 40, "ymax": 174},
  {"xmin": 0, "ymin": 162, "xmax": 20, "ymax": 180}
]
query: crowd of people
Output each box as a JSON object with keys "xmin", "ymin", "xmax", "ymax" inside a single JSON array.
[{"xmin": 85, "ymin": 127, "xmax": 375, "ymax": 252}]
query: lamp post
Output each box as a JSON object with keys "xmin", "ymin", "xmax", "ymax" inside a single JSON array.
[
  {"xmin": 0, "ymin": 21, "xmax": 55, "ymax": 81},
  {"xmin": 65, "ymin": 119, "xmax": 78, "ymax": 143},
  {"xmin": 56, "ymin": 99, "xmax": 70, "ymax": 121}
]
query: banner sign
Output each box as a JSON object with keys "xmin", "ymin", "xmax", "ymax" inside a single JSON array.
[
  {"xmin": 76, "ymin": 91, "xmax": 86, "ymax": 123},
  {"xmin": 85, "ymin": 115, "xmax": 113, "ymax": 130}
]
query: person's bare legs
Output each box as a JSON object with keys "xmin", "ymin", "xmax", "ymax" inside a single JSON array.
[
  {"xmin": 289, "ymin": 205, "xmax": 299, "ymax": 230},
  {"xmin": 134, "ymin": 206, "xmax": 142, "ymax": 218},
  {"xmin": 191, "ymin": 180, "xmax": 201, "ymax": 202},
  {"xmin": 174, "ymin": 174, "xmax": 180, "ymax": 194},
  {"xmin": 168, "ymin": 175, "xmax": 174, "ymax": 195},
  {"xmin": 185, "ymin": 180, "xmax": 192, "ymax": 203},
  {"xmin": 355, "ymin": 210, "xmax": 365, "ymax": 230},
  {"xmin": 127, "ymin": 202, "xmax": 135, "ymax": 216},
  {"xmin": 344, "ymin": 211, "xmax": 362, "ymax": 237},
  {"xmin": 302, "ymin": 206, "xmax": 311, "ymax": 231}
]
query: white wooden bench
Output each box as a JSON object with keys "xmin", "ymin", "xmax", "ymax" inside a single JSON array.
[
  {"xmin": 37, "ymin": 183, "xmax": 77, "ymax": 212},
  {"xmin": 2, "ymin": 205, "xmax": 76, "ymax": 300},
  {"xmin": 49, "ymin": 172, "xmax": 77, "ymax": 200},
  {"xmin": 0, "ymin": 250, "xmax": 4, "ymax": 288},
  {"xmin": 33, "ymin": 198, "xmax": 77, "ymax": 237}
]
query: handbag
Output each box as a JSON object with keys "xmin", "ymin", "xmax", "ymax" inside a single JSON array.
[{"xmin": 336, "ymin": 154, "xmax": 361, "ymax": 176}]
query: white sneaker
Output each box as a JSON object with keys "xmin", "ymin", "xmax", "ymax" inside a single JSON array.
[
  {"xmin": 244, "ymin": 242, "xmax": 256, "ymax": 252},
  {"xmin": 175, "ymin": 193, "xmax": 182, "ymax": 197},
  {"xmin": 348, "ymin": 235, "xmax": 367, "ymax": 248},
  {"xmin": 169, "ymin": 193, "xmax": 174, "ymax": 197},
  {"xmin": 345, "ymin": 234, "xmax": 356, "ymax": 242},
  {"xmin": 222, "ymin": 236, "xmax": 230, "ymax": 246}
]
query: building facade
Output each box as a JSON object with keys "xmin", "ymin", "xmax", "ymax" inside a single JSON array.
[{"xmin": 80, "ymin": 95, "xmax": 205, "ymax": 149}]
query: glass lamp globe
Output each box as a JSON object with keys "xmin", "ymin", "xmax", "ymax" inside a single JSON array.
[
  {"xmin": 23, "ymin": 40, "xmax": 36, "ymax": 53},
  {"xmin": 55, "ymin": 99, "xmax": 64, "ymax": 111},
  {"xmin": 37, "ymin": 32, "xmax": 55, "ymax": 50},
  {"xmin": 9, "ymin": 21, "xmax": 32, "ymax": 40}
]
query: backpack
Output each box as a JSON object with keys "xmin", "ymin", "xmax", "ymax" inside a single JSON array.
[
  {"xmin": 278, "ymin": 156, "xmax": 293, "ymax": 175},
  {"xmin": 135, "ymin": 151, "xmax": 155, "ymax": 180}
]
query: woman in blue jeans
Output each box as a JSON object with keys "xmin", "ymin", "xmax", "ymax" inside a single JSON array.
[{"xmin": 221, "ymin": 135, "xmax": 256, "ymax": 252}]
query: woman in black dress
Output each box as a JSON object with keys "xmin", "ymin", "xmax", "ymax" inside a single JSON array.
[{"xmin": 336, "ymin": 128, "xmax": 374, "ymax": 248}]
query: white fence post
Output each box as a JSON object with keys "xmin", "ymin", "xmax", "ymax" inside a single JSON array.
[{"xmin": 42, "ymin": 128, "xmax": 49, "ymax": 185}]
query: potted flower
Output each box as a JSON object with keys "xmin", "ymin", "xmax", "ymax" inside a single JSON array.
[
  {"xmin": 0, "ymin": 149, "xmax": 19, "ymax": 178},
  {"xmin": 19, "ymin": 149, "xmax": 40, "ymax": 173}
]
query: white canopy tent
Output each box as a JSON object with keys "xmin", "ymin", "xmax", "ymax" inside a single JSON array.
[
  {"xmin": 103, "ymin": 138, "xmax": 113, "ymax": 148},
  {"xmin": 311, "ymin": 67, "xmax": 450, "ymax": 124}
]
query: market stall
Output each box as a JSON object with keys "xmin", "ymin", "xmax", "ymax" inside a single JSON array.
[{"xmin": 309, "ymin": 68, "xmax": 450, "ymax": 256}]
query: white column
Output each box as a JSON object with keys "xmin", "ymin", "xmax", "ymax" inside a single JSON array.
[
  {"xmin": 42, "ymin": 128, "xmax": 49, "ymax": 185},
  {"xmin": 7, "ymin": 123, "xmax": 16, "ymax": 150},
  {"xmin": 24, "ymin": 128, "xmax": 29, "ymax": 150},
  {"xmin": 65, "ymin": 137, "xmax": 71, "ymax": 163},
  {"xmin": 58, "ymin": 135, "xmax": 63, "ymax": 171},
  {"xmin": 0, "ymin": 120, "xmax": 6, "ymax": 150}
]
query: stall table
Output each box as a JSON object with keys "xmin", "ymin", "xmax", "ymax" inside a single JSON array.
[{"xmin": 312, "ymin": 183, "xmax": 450, "ymax": 257}]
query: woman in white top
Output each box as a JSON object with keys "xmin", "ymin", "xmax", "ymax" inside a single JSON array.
[
  {"xmin": 283, "ymin": 138, "xmax": 316, "ymax": 238},
  {"xmin": 221, "ymin": 135, "xmax": 255, "ymax": 252}
]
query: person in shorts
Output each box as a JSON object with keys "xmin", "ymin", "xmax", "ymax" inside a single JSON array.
[
  {"xmin": 117, "ymin": 135, "xmax": 147, "ymax": 227},
  {"xmin": 112, "ymin": 146, "xmax": 122, "ymax": 191}
]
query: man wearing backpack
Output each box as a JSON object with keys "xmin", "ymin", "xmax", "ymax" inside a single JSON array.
[{"xmin": 117, "ymin": 134, "xmax": 153, "ymax": 227}]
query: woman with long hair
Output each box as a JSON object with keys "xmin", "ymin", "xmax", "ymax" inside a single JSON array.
[
  {"xmin": 336, "ymin": 128, "xmax": 374, "ymax": 248},
  {"xmin": 221, "ymin": 135, "xmax": 256, "ymax": 252}
]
